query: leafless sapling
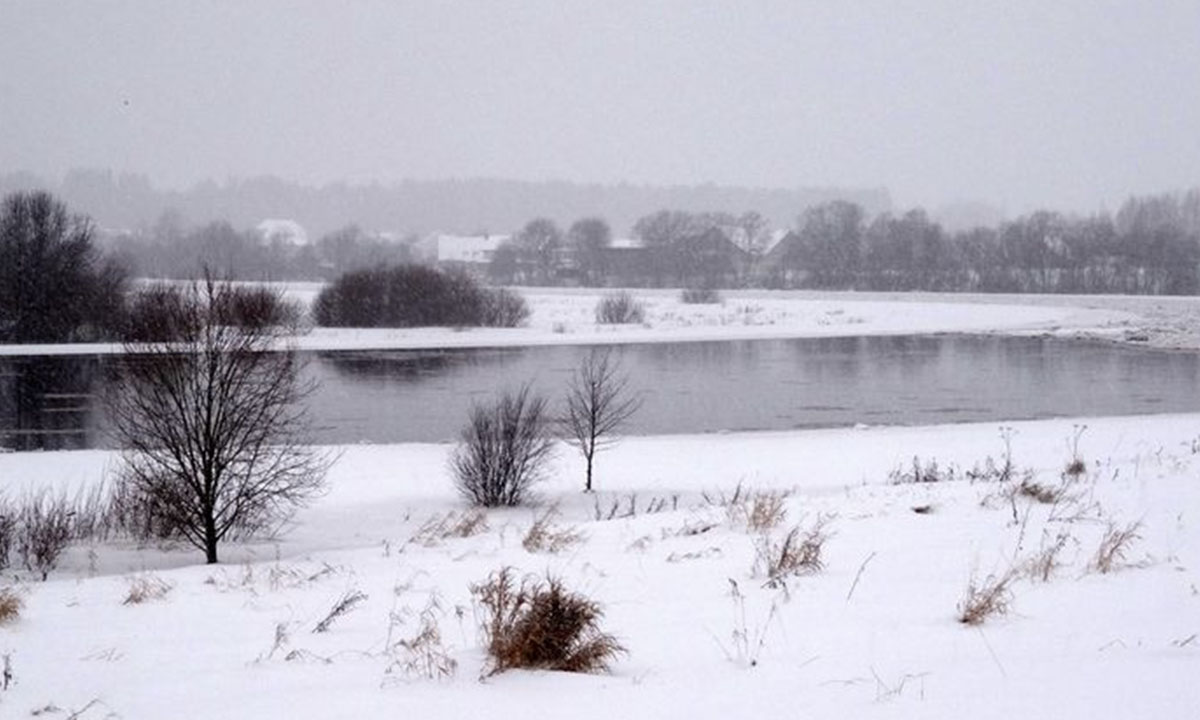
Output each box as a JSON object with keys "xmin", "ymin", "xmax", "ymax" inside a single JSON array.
[
  {"xmin": 109, "ymin": 277, "xmax": 329, "ymax": 564},
  {"xmin": 562, "ymin": 349, "xmax": 642, "ymax": 492}
]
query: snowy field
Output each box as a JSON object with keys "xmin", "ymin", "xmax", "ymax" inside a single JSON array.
[
  {"xmin": 1, "ymin": 289, "xmax": 1198, "ymax": 718},
  {"xmin": 1, "ymin": 414, "xmax": 1198, "ymax": 718},
  {"xmin": 0, "ymin": 286, "xmax": 1144, "ymax": 356}
]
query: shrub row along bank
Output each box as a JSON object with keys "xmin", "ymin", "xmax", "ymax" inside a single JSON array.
[{"xmin": 314, "ymin": 265, "xmax": 528, "ymax": 328}]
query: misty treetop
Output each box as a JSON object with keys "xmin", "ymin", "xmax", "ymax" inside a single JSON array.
[{"xmin": 0, "ymin": 191, "xmax": 127, "ymax": 343}]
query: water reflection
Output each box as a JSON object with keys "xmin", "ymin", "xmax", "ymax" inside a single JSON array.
[
  {"xmin": 3, "ymin": 336, "xmax": 1200, "ymax": 450},
  {"xmin": 0, "ymin": 356, "xmax": 103, "ymax": 451}
]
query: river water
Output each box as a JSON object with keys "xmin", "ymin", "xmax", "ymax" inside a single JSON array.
[{"xmin": 3, "ymin": 335, "xmax": 1199, "ymax": 451}]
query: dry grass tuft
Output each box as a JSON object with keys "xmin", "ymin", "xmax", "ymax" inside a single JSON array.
[
  {"xmin": 385, "ymin": 598, "xmax": 458, "ymax": 682},
  {"xmin": 739, "ymin": 492, "xmax": 787, "ymax": 530},
  {"xmin": 123, "ymin": 573, "xmax": 174, "ymax": 605},
  {"xmin": 1017, "ymin": 480, "xmax": 1062, "ymax": 504},
  {"xmin": 0, "ymin": 586, "xmax": 22, "ymax": 625},
  {"xmin": 409, "ymin": 510, "xmax": 489, "ymax": 547},
  {"xmin": 890, "ymin": 456, "xmax": 957, "ymax": 484},
  {"xmin": 1090, "ymin": 521, "xmax": 1142, "ymax": 574},
  {"xmin": 957, "ymin": 568, "xmax": 1018, "ymax": 625},
  {"xmin": 522, "ymin": 506, "xmax": 585, "ymax": 554},
  {"xmin": 313, "ymin": 589, "xmax": 368, "ymax": 633},
  {"xmin": 1023, "ymin": 531, "xmax": 1072, "ymax": 583},
  {"xmin": 472, "ymin": 567, "xmax": 625, "ymax": 675},
  {"xmin": 711, "ymin": 484, "xmax": 789, "ymax": 532},
  {"xmin": 756, "ymin": 515, "xmax": 832, "ymax": 588}
]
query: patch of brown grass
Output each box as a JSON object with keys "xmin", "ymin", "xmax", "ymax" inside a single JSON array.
[
  {"xmin": 957, "ymin": 568, "xmax": 1018, "ymax": 625},
  {"xmin": 742, "ymin": 490, "xmax": 788, "ymax": 532},
  {"xmin": 0, "ymin": 586, "xmax": 22, "ymax": 625},
  {"xmin": 472, "ymin": 567, "xmax": 625, "ymax": 675}
]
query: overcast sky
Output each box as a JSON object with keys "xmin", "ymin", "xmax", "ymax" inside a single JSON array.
[{"xmin": 2, "ymin": 1, "xmax": 1197, "ymax": 214}]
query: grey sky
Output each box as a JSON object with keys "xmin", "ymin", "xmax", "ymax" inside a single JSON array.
[{"xmin": 2, "ymin": 1, "xmax": 1197, "ymax": 215}]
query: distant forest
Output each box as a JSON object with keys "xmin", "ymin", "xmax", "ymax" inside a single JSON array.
[
  {"xmin": 4, "ymin": 171, "xmax": 1199, "ymax": 295},
  {"xmin": 0, "ymin": 170, "xmax": 890, "ymax": 238}
]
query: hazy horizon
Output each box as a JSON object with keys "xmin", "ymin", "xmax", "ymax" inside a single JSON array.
[{"xmin": 3, "ymin": 1, "xmax": 1198, "ymax": 217}]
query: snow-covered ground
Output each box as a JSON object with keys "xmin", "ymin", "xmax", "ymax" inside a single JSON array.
[
  {"xmin": 1, "ymin": 414, "xmax": 1198, "ymax": 718},
  {"xmin": 0, "ymin": 287, "xmax": 1142, "ymax": 356},
  {"xmin": 2, "ymin": 288, "xmax": 1198, "ymax": 717}
]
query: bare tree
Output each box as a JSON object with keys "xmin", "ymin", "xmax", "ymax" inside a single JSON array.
[
  {"xmin": 0, "ymin": 191, "xmax": 127, "ymax": 343},
  {"xmin": 110, "ymin": 277, "xmax": 328, "ymax": 564},
  {"xmin": 562, "ymin": 349, "xmax": 642, "ymax": 492}
]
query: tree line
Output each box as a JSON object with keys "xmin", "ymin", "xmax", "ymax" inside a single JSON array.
[{"xmin": 489, "ymin": 190, "xmax": 1200, "ymax": 293}]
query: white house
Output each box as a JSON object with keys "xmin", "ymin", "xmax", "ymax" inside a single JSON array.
[
  {"xmin": 430, "ymin": 234, "xmax": 510, "ymax": 265},
  {"xmin": 255, "ymin": 219, "xmax": 309, "ymax": 246}
]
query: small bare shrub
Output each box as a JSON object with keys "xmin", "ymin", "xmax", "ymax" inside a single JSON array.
[
  {"xmin": 756, "ymin": 516, "xmax": 832, "ymax": 587},
  {"xmin": 313, "ymin": 589, "xmax": 368, "ymax": 633},
  {"xmin": 680, "ymin": 287, "xmax": 722, "ymax": 304},
  {"xmin": 595, "ymin": 291, "xmax": 645, "ymax": 324},
  {"xmin": 957, "ymin": 567, "xmax": 1017, "ymax": 625},
  {"xmin": 103, "ymin": 473, "xmax": 187, "ymax": 543},
  {"xmin": 451, "ymin": 386, "xmax": 554, "ymax": 507},
  {"xmin": 472, "ymin": 567, "xmax": 625, "ymax": 675},
  {"xmin": 17, "ymin": 490, "xmax": 73, "ymax": 580},
  {"xmin": 210, "ymin": 284, "xmax": 303, "ymax": 332},
  {"xmin": 123, "ymin": 574, "xmax": 174, "ymax": 605},
  {"xmin": 522, "ymin": 506, "xmax": 585, "ymax": 553},
  {"xmin": 0, "ymin": 586, "xmax": 22, "ymax": 624},
  {"xmin": 1090, "ymin": 521, "xmax": 1142, "ymax": 574},
  {"xmin": 480, "ymin": 288, "xmax": 530, "ymax": 328}
]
